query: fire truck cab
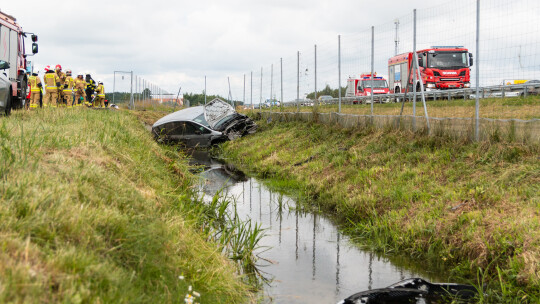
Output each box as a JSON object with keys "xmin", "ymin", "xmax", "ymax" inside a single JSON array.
[
  {"xmin": 0, "ymin": 10, "xmax": 38, "ymax": 112},
  {"xmin": 388, "ymin": 46, "xmax": 472, "ymax": 93},
  {"xmin": 345, "ymin": 73, "xmax": 389, "ymax": 103}
]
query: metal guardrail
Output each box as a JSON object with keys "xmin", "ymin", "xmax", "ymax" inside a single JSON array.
[{"xmin": 279, "ymin": 83, "xmax": 540, "ymax": 107}]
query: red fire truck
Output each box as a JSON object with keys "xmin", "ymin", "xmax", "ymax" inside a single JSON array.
[
  {"xmin": 345, "ymin": 73, "xmax": 390, "ymax": 103},
  {"xmin": 388, "ymin": 46, "xmax": 472, "ymax": 94},
  {"xmin": 0, "ymin": 10, "xmax": 38, "ymax": 111}
]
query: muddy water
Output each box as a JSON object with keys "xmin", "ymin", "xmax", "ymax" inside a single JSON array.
[{"xmin": 190, "ymin": 151, "xmax": 447, "ymax": 303}]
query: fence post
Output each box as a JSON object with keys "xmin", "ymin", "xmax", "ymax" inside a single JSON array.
[
  {"xmin": 243, "ymin": 74, "xmax": 246, "ymax": 108},
  {"xmin": 370, "ymin": 26, "xmax": 374, "ymax": 118},
  {"xmin": 204, "ymin": 76, "xmax": 207, "ymax": 105},
  {"xmin": 130, "ymin": 71, "xmax": 134, "ymax": 110},
  {"xmin": 260, "ymin": 67, "xmax": 263, "ymax": 111},
  {"xmin": 280, "ymin": 57, "xmax": 283, "ymax": 112},
  {"xmin": 413, "ymin": 9, "xmax": 430, "ymax": 133},
  {"xmin": 412, "ymin": 11, "xmax": 417, "ymax": 131},
  {"xmin": 113, "ymin": 72, "xmax": 116, "ymax": 106},
  {"xmin": 250, "ymin": 71, "xmax": 253, "ymax": 111},
  {"xmin": 314, "ymin": 44, "xmax": 318, "ymax": 109},
  {"xmin": 297, "ymin": 51, "xmax": 300, "ymax": 112},
  {"xmin": 338, "ymin": 34, "xmax": 342, "ymax": 113},
  {"xmin": 475, "ymin": 0, "xmax": 480, "ymax": 141},
  {"xmin": 270, "ymin": 64, "xmax": 273, "ymax": 111}
]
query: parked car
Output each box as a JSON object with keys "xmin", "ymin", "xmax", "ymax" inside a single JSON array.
[
  {"xmin": 318, "ymin": 95, "xmax": 333, "ymax": 104},
  {"xmin": 293, "ymin": 98, "xmax": 313, "ymax": 106},
  {"xmin": 0, "ymin": 60, "xmax": 12, "ymax": 115},
  {"xmin": 152, "ymin": 98, "xmax": 256, "ymax": 148},
  {"xmin": 523, "ymin": 79, "xmax": 540, "ymax": 96}
]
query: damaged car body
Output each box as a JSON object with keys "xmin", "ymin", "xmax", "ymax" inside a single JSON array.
[{"xmin": 152, "ymin": 98, "xmax": 257, "ymax": 147}]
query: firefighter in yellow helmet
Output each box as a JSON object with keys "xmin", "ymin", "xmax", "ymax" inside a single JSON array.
[
  {"xmin": 28, "ymin": 72, "xmax": 42, "ymax": 109},
  {"xmin": 43, "ymin": 66, "xmax": 60, "ymax": 107},
  {"xmin": 74, "ymin": 73, "xmax": 87, "ymax": 107},
  {"xmin": 94, "ymin": 81, "xmax": 105, "ymax": 107},
  {"xmin": 63, "ymin": 70, "xmax": 75, "ymax": 107}
]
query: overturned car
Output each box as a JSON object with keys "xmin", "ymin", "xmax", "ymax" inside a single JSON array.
[{"xmin": 152, "ymin": 98, "xmax": 257, "ymax": 147}]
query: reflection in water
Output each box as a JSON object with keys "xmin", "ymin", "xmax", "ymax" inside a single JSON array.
[{"xmin": 193, "ymin": 152, "xmax": 443, "ymax": 304}]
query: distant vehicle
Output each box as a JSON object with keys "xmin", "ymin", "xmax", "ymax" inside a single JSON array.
[
  {"xmin": 0, "ymin": 61, "xmax": 11, "ymax": 114},
  {"xmin": 293, "ymin": 98, "xmax": 313, "ymax": 106},
  {"xmin": 388, "ymin": 46, "xmax": 472, "ymax": 93},
  {"xmin": 346, "ymin": 73, "xmax": 389, "ymax": 103},
  {"xmin": 318, "ymin": 95, "xmax": 333, "ymax": 104},
  {"xmin": 264, "ymin": 99, "xmax": 280, "ymax": 107},
  {"xmin": 152, "ymin": 98, "xmax": 256, "ymax": 147},
  {"xmin": 0, "ymin": 10, "xmax": 39, "ymax": 114}
]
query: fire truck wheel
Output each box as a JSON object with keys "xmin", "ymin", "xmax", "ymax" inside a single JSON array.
[
  {"xmin": 17, "ymin": 76, "xmax": 27, "ymax": 109},
  {"xmin": 4, "ymin": 88, "xmax": 12, "ymax": 116}
]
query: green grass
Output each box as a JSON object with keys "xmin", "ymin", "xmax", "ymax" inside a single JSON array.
[
  {"xmin": 248, "ymin": 96, "xmax": 540, "ymax": 120},
  {"xmin": 0, "ymin": 108, "xmax": 253, "ymax": 303},
  {"xmin": 221, "ymin": 118, "xmax": 540, "ymax": 302}
]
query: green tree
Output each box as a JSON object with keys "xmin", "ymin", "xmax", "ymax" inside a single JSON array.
[{"xmin": 306, "ymin": 84, "xmax": 346, "ymax": 99}]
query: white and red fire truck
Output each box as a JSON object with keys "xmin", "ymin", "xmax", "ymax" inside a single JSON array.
[
  {"xmin": 345, "ymin": 73, "xmax": 390, "ymax": 103},
  {"xmin": 0, "ymin": 10, "xmax": 38, "ymax": 112},
  {"xmin": 388, "ymin": 46, "xmax": 472, "ymax": 94}
]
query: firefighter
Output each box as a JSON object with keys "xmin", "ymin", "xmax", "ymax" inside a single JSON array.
[
  {"xmin": 55, "ymin": 65, "xmax": 66, "ymax": 106},
  {"xmin": 85, "ymin": 73, "xmax": 96, "ymax": 106},
  {"xmin": 63, "ymin": 70, "xmax": 75, "ymax": 107},
  {"xmin": 74, "ymin": 73, "xmax": 86, "ymax": 107},
  {"xmin": 43, "ymin": 66, "xmax": 60, "ymax": 107},
  {"xmin": 28, "ymin": 72, "xmax": 42, "ymax": 109},
  {"xmin": 94, "ymin": 81, "xmax": 105, "ymax": 107}
]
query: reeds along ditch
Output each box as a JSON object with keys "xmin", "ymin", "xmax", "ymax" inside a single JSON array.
[{"xmin": 181, "ymin": 190, "xmax": 267, "ymax": 287}]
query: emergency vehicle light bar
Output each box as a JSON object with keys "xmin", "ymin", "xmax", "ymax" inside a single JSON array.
[{"xmin": 430, "ymin": 46, "xmax": 464, "ymax": 49}]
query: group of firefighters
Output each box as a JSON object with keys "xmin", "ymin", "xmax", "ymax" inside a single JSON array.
[{"xmin": 26, "ymin": 64, "xmax": 107, "ymax": 109}]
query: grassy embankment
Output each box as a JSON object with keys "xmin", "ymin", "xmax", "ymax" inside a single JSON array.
[
  {"xmin": 221, "ymin": 118, "xmax": 540, "ymax": 302},
  {"xmin": 0, "ymin": 108, "xmax": 254, "ymax": 303},
  {"xmin": 254, "ymin": 96, "xmax": 540, "ymax": 120}
]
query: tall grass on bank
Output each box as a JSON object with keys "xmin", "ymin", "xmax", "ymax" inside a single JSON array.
[
  {"xmin": 221, "ymin": 118, "xmax": 540, "ymax": 302},
  {"xmin": 0, "ymin": 108, "xmax": 252, "ymax": 303},
  {"xmin": 246, "ymin": 96, "xmax": 540, "ymax": 120}
]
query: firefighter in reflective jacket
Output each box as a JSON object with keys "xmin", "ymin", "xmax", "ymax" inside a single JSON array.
[
  {"xmin": 28, "ymin": 72, "xmax": 42, "ymax": 109},
  {"xmin": 94, "ymin": 81, "xmax": 105, "ymax": 107},
  {"xmin": 55, "ymin": 65, "xmax": 66, "ymax": 106},
  {"xmin": 43, "ymin": 66, "xmax": 60, "ymax": 107},
  {"xmin": 63, "ymin": 70, "xmax": 75, "ymax": 107},
  {"xmin": 74, "ymin": 73, "xmax": 86, "ymax": 106},
  {"xmin": 85, "ymin": 73, "xmax": 96, "ymax": 106}
]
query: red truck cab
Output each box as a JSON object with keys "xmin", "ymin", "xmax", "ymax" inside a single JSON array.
[
  {"xmin": 388, "ymin": 46, "xmax": 472, "ymax": 93},
  {"xmin": 0, "ymin": 11, "xmax": 38, "ymax": 110},
  {"xmin": 346, "ymin": 73, "xmax": 389, "ymax": 103}
]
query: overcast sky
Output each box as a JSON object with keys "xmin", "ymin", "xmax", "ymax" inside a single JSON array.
[{"xmin": 2, "ymin": 0, "xmax": 539, "ymax": 101}]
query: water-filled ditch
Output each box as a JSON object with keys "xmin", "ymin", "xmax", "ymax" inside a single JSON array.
[{"xmin": 190, "ymin": 151, "xmax": 463, "ymax": 303}]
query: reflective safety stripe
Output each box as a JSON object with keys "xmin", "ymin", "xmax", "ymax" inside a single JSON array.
[
  {"xmin": 29, "ymin": 76, "xmax": 41, "ymax": 92},
  {"xmin": 45, "ymin": 73, "xmax": 57, "ymax": 89},
  {"xmin": 30, "ymin": 104, "xmax": 38, "ymax": 108}
]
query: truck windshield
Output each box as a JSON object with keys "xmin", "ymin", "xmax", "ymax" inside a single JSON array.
[
  {"xmin": 361, "ymin": 79, "xmax": 388, "ymax": 88},
  {"xmin": 428, "ymin": 52, "xmax": 468, "ymax": 69}
]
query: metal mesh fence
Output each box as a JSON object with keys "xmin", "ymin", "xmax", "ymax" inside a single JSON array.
[{"xmin": 239, "ymin": 0, "xmax": 540, "ymax": 142}]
